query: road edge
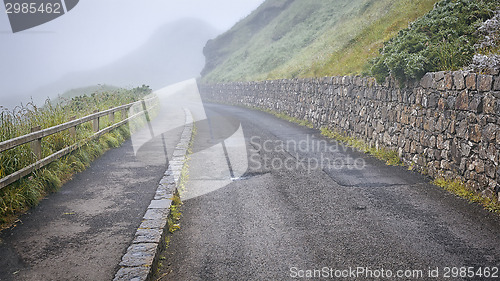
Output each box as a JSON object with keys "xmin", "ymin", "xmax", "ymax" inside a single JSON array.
[{"xmin": 113, "ymin": 108, "xmax": 194, "ymax": 281}]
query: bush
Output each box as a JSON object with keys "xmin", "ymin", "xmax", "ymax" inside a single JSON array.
[
  {"xmin": 369, "ymin": 0, "xmax": 499, "ymax": 84},
  {"xmin": 0, "ymin": 86, "xmax": 152, "ymax": 225}
]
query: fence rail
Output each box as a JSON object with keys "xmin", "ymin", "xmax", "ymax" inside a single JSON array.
[{"xmin": 0, "ymin": 97, "xmax": 158, "ymax": 190}]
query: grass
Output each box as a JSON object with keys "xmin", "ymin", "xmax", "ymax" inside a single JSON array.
[
  {"xmin": 201, "ymin": 0, "xmax": 439, "ymax": 83},
  {"xmin": 259, "ymin": 108, "xmax": 314, "ymax": 129},
  {"xmin": 433, "ymin": 178, "xmax": 500, "ymax": 214},
  {"xmin": 167, "ymin": 190, "xmax": 182, "ymax": 233},
  {"xmin": 0, "ymin": 86, "xmax": 153, "ymax": 228},
  {"xmin": 153, "ymin": 119, "xmax": 196, "ymax": 281},
  {"xmin": 320, "ymin": 127, "xmax": 402, "ymax": 166},
  {"xmin": 369, "ymin": 0, "xmax": 500, "ymax": 84}
]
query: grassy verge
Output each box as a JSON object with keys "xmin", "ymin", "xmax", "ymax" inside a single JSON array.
[
  {"xmin": 319, "ymin": 127, "xmax": 402, "ymax": 166},
  {"xmin": 154, "ymin": 122, "xmax": 196, "ymax": 281},
  {"xmin": 0, "ymin": 86, "xmax": 154, "ymax": 228},
  {"xmin": 260, "ymin": 108, "xmax": 314, "ymax": 129},
  {"xmin": 434, "ymin": 178, "xmax": 500, "ymax": 214}
]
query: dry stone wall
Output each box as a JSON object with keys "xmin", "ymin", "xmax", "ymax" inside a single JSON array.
[{"xmin": 199, "ymin": 71, "xmax": 500, "ymax": 198}]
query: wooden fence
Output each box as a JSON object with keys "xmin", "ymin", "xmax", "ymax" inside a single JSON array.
[{"xmin": 0, "ymin": 97, "xmax": 157, "ymax": 189}]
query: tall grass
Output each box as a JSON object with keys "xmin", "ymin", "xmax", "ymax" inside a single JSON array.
[
  {"xmin": 0, "ymin": 85, "xmax": 152, "ymax": 226},
  {"xmin": 201, "ymin": 0, "xmax": 439, "ymax": 83}
]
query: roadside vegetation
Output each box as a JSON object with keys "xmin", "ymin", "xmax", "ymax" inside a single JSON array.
[
  {"xmin": 433, "ymin": 178, "xmax": 500, "ymax": 214},
  {"xmin": 202, "ymin": 0, "xmax": 499, "ymax": 84},
  {"xmin": 201, "ymin": 0, "xmax": 439, "ymax": 83},
  {"xmin": 0, "ymin": 85, "xmax": 152, "ymax": 228},
  {"xmin": 369, "ymin": 0, "xmax": 500, "ymax": 84}
]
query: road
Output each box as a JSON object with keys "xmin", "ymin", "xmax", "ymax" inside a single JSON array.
[
  {"xmin": 161, "ymin": 103, "xmax": 500, "ymax": 280},
  {"xmin": 0, "ymin": 87, "xmax": 189, "ymax": 281}
]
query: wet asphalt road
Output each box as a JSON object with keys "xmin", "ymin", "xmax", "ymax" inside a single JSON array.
[
  {"xmin": 162, "ymin": 103, "xmax": 500, "ymax": 281},
  {"xmin": 0, "ymin": 108, "xmax": 184, "ymax": 281}
]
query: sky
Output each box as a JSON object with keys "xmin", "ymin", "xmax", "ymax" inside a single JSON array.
[{"xmin": 0, "ymin": 0, "xmax": 265, "ymax": 108}]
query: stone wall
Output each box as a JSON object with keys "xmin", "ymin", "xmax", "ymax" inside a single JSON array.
[{"xmin": 198, "ymin": 72, "xmax": 500, "ymax": 198}]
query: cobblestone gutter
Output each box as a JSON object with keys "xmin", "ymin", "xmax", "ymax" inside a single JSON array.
[{"xmin": 113, "ymin": 108, "xmax": 194, "ymax": 281}]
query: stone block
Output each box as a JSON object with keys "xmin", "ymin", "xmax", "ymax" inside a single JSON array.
[
  {"xmin": 477, "ymin": 74, "xmax": 493, "ymax": 92},
  {"xmin": 143, "ymin": 208, "xmax": 169, "ymax": 221},
  {"xmin": 466, "ymin": 73, "xmax": 476, "ymax": 90},
  {"xmin": 420, "ymin": 73, "xmax": 433, "ymax": 89},
  {"xmin": 482, "ymin": 124, "xmax": 497, "ymax": 142},
  {"xmin": 494, "ymin": 76, "xmax": 500, "ymax": 91},
  {"xmin": 455, "ymin": 90, "xmax": 469, "ymax": 110},
  {"xmin": 438, "ymin": 98, "xmax": 448, "ymax": 111},
  {"xmin": 453, "ymin": 72, "xmax": 465, "ymax": 90},
  {"xmin": 113, "ymin": 267, "xmax": 150, "ymax": 281},
  {"xmin": 139, "ymin": 219, "xmax": 167, "ymax": 230},
  {"xmin": 468, "ymin": 96, "xmax": 483, "ymax": 113},
  {"xmin": 469, "ymin": 124, "xmax": 482, "ymax": 143},
  {"xmin": 133, "ymin": 228, "xmax": 163, "ymax": 244},
  {"xmin": 148, "ymin": 199, "xmax": 172, "ymax": 209},
  {"xmin": 119, "ymin": 243, "xmax": 157, "ymax": 267},
  {"xmin": 444, "ymin": 72, "xmax": 453, "ymax": 89},
  {"xmin": 483, "ymin": 94, "xmax": 496, "ymax": 114}
]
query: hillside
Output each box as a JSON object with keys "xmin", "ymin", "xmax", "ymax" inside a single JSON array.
[
  {"xmin": 201, "ymin": 0, "xmax": 440, "ymax": 83},
  {"xmin": 9, "ymin": 18, "xmax": 218, "ymax": 110}
]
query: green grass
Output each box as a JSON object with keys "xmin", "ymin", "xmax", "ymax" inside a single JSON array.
[
  {"xmin": 320, "ymin": 127, "xmax": 402, "ymax": 166},
  {"xmin": 433, "ymin": 178, "xmax": 500, "ymax": 214},
  {"xmin": 259, "ymin": 108, "xmax": 314, "ymax": 129},
  {"xmin": 0, "ymin": 86, "xmax": 153, "ymax": 228},
  {"xmin": 369, "ymin": 0, "xmax": 500, "ymax": 84},
  {"xmin": 201, "ymin": 0, "xmax": 439, "ymax": 83},
  {"xmin": 167, "ymin": 190, "xmax": 182, "ymax": 233}
]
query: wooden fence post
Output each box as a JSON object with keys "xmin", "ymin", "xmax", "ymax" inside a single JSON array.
[
  {"xmin": 108, "ymin": 110, "xmax": 115, "ymax": 124},
  {"xmin": 121, "ymin": 108, "xmax": 128, "ymax": 120},
  {"xmin": 69, "ymin": 116, "xmax": 76, "ymax": 139},
  {"xmin": 30, "ymin": 126, "xmax": 42, "ymax": 160},
  {"xmin": 93, "ymin": 110, "xmax": 99, "ymax": 132}
]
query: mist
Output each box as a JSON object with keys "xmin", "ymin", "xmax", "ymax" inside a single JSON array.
[{"xmin": 0, "ymin": 0, "xmax": 265, "ymax": 110}]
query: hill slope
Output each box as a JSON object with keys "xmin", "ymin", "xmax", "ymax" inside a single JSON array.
[
  {"xmin": 201, "ymin": 0, "xmax": 440, "ymax": 82},
  {"xmin": 11, "ymin": 18, "xmax": 218, "ymax": 110}
]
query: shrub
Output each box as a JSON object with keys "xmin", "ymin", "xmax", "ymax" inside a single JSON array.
[{"xmin": 369, "ymin": 0, "xmax": 499, "ymax": 84}]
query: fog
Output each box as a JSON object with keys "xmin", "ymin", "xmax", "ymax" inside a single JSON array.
[{"xmin": 0, "ymin": 0, "xmax": 265, "ymax": 109}]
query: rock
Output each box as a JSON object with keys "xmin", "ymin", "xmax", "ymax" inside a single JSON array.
[
  {"xmin": 466, "ymin": 73, "xmax": 477, "ymax": 90},
  {"xmin": 441, "ymin": 160, "xmax": 451, "ymax": 170},
  {"xmin": 438, "ymin": 98, "xmax": 448, "ymax": 111},
  {"xmin": 485, "ymin": 163, "xmax": 496, "ymax": 179},
  {"xmin": 429, "ymin": 135, "xmax": 436, "ymax": 148},
  {"xmin": 420, "ymin": 73, "xmax": 434, "ymax": 88},
  {"xmin": 461, "ymin": 142, "xmax": 471, "ymax": 157},
  {"xmin": 447, "ymin": 95, "xmax": 456, "ymax": 109},
  {"xmin": 456, "ymin": 120, "xmax": 468, "ymax": 139},
  {"xmin": 451, "ymin": 139, "xmax": 462, "ymax": 163},
  {"xmin": 474, "ymin": 159, "xmax": 485, "ymax": 174},
  {"xmin": 477, "ymin": 74, "xmax": 493, "ymax": 92},
  {"xmin": 434, "ymin": 71, "xmax": 445, "ymax": 82},
  {"xmin": 444, "ymin": 72, "xmax": 453, "ymax": 89},
  {"xmin": 482, "ymin": 123, "xmax": 497, "ymax": 141},
  {"xmin": 428, "ymin": 93, "xmax": 439, "ymax": 108},
  {"xmin": 469, "ymin": 124, "xmax": 482, "ymax": 143},
  {"xmin": 455, "ymin": 90, "xmax": 469, "ymax": 110},
  {"xmin": 119, "ymin": 243, "xmax": 157, "ymax": 267},
  {"xmin": 494, "ymin": 76, "xmax": 500, "ymax": 91},
  {"xmin": 113, "ymin": 267, "xmax": 150, "ymax": 281},
  {"xmin": 453, "ymin": 72, "xmax": 465, "ymax": 90},
  {"xmin": 436, "ymin": 135, "xmax": 445, "ymax": 149},
  {"xmin": 468, "ymin": 96, "xmax": 483, "ymax": 113},
  {"xmin": 483, "ymin": 94, "xmax": 496, "ymax": 114}
]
